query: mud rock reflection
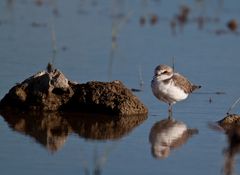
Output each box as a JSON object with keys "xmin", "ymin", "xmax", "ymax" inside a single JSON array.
[
  {"xmin": 1, "ymin": 110, "xmax": 71, "ymax": 152},
  {"xmin": 223, "ymin": 128, "xmax": 240, "ymax": 175},
  {"xmin": 0, "ymin": 110, "xmax": 147, "ymax": 152},
  {"xmin": 149, "ymin": 118, "xmax": 198, "ymax": 159},
  {"xmin": 213, "ymin": 114, "xmax": 240, "ymax": 175},
  {"xmin": 67, "ymin": 113, "xmax": 147, "ymax": 140}
]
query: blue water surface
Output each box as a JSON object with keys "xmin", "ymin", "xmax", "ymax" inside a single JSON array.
[{"xmin": 0, "ymin": 0, "xmax": 240, "ymax": 175}]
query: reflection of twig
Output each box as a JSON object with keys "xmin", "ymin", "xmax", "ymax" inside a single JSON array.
[
  {"xmin": 226, "ymin": 97, "xmax": 240, "ymax": 114},
  {"xmin": 78, "ymin": 146, "xmax": 90, "ymax": 175},
  {"xmin": 50, "ymin": 0, "xmax": 59, "ymax": 16},
  {"xmin": 78, "ymin": 142, "xmax": 117, "ymax": 175},
  {"xmin": 93, "ymin": 143, "xmax": 117, "ymax": 175},
  {"xmin": 6, "ymin": 0, "xmax": 15, "ymax": 12},
  {"xmin": 112, "ymin": 11, "xmax": 133, "ymax": 34},
  {"xmin": 140, "ymin": 0, "xmax": 149, "ymax": 15},
  {"xmin": 108, "ymin": 6, "xmax": 133, "ymax": 80},
  {"xmin": 216, "ymin": 0, "xmax": 224, "ymax": 18},
  {"xmin": 139, "ymin": 0, "xmax": 148, "ymax": 26},
  {"xmin": 78, "ymin": 0, "xmax": 87, "ymax": 14},
  {"xmin": 93, "ymin": 146, "xmax": 100, "ymax": 175}
]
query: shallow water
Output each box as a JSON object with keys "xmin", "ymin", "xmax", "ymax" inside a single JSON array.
[{"xmin": 0, "ymin": 0, "xmax": 240, "ymax": 175}]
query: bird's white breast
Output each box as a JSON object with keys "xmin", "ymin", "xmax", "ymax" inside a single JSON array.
[{"xmin": 151, "ymin": 77, "xmax": 188, "ymax": 104}]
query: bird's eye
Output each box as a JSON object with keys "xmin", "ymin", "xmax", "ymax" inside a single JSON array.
[{"xmin": 162, "ymin": 71, "xmax": 168, "ymax": 74}]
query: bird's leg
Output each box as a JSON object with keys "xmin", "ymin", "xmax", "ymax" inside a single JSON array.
[{"xmin": 168, "ymin": 103, "xmax": 173, "ymax": 119}]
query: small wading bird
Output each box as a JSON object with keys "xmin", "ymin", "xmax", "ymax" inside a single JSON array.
[{"xmin": 151, "ymin": 64, "xmax": 201, "ymax": 117}]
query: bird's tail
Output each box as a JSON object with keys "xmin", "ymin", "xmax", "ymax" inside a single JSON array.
[{"xmin": 191, "ymin": 85, "xmax": 201, "ymax": 92}]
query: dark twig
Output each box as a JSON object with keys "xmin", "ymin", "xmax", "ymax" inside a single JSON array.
[
  {"xmin": 172, "ymin": 56, "xmax": 175, "ymax": 72},
  {"xmin": 50, "ymin": 18, "xmax": 57, "ymax": 66},
  {"xmin": 194, "ymin": 92, "xmax": 226, "ymax": 95}
]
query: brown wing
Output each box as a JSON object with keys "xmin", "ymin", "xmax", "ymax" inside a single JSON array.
[{"xmin": 172, "ymin": 73, "xmax": 200, "ymax": 93}]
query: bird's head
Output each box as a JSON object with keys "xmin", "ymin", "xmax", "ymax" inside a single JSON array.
[{"xmin": 154, "ymin": 64, "xmax": 173, "ymax": 80}]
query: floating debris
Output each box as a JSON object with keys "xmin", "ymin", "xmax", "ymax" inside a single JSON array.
[
  {"xmin": 150, "ymin": 14, "xmax": 158, "ymax": 25},
  {"xmin": 131, "ymin": 88, "xmax": 142, "ymax": 92},
  {"xmin": 61, "ymin": 45, "xmax": 68, "ymax": 51},
  {"xmin": 35, "ymin": 0, "xmax": 44, "ymax": 6},
  {"xmin": 31, "ymin": 22, "xmax": 47, "ymax": 28},
  {"xmin": 177, "ymin": 5, "xmax": 190, "ymax": 25},
  {"xmin": 209, "ymin": 97, "xmax": 212, "ymax": 103},
  {"xmin": 227, "ymin": 19, "xmax": 238, "ymax": 32},
  {"xmin": 215, "ymin": 29, "xmax": 228, "ymax": 35},
  {"xmin": 139, "ymin": 16, "xmax": 146, "ymax": 26}
]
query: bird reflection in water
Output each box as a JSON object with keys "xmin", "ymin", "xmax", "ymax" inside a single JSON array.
[{"xmin": 149, "ymin": 117, "xmax": 198, "ymax": 159}]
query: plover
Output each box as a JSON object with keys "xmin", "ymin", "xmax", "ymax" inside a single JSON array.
[{"xmin": 151, "ymin": 64, "xmax": 201, "ymax": 117}]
